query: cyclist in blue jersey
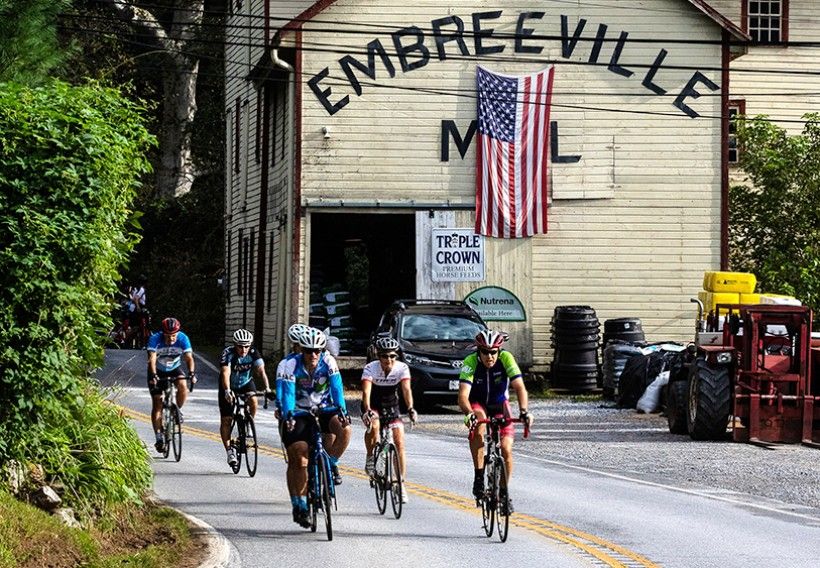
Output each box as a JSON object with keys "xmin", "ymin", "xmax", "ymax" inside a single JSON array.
[
  {"xmin": 458, "ymin": 330, "xmax": 533, "ymax": 506},
  {"xmin": 277, "ymin": 327, "xmax": 351, "ymax": 528},
  {"xmin": 274, "ymin": 323, "xmax": 309, "ymax": 412},
  {"xmin": 147, "ymin": 317, "xmax": 196, "ymax": 452},
  {"xmin": 220, "ymin": 328, "xmax": 273, "ymax": 468}
]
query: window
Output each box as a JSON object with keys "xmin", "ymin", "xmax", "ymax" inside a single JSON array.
[
  {"xmin": 728, "ymin": 100, "xmax": 745, "ymax": 164},
  {"xmin": 745, "ymin": 1, "xmax": 788, "ymax": 44}
]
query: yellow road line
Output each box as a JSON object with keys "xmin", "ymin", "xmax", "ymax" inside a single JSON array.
[{"xmin": 123, "ymin": 407, "xmax": 659, "ymax": 567}]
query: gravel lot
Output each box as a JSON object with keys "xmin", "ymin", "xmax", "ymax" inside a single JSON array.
[{"xmin": 405, "ymin": 397, "xmax": 820, "ymax": 514}]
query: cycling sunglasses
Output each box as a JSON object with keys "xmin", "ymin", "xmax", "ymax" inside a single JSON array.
[
  {"xmin": 378, "ymin": 352, "xmax": 398, "ymax": 360},
  {"xmin": 303, "ymin": 348, "xmax": 322, "ymax": 355},
  {"xmin": 479, "ymin": 348, "xmax": 499, "ymax": 356}
]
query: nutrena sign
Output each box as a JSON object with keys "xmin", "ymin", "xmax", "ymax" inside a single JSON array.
[
  {"xmin": 465, "ymin": 286, "xmax": 527, "ymax": 322},
  {"xmin": 308, "ymin": 11, "xmax": 719, "ymax": 122}
]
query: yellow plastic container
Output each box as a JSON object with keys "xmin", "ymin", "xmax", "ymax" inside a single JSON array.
[
  {"xmin": 698, "ymin": 291, "xmax": 740, "ymax": 315},
  {"xmin": 740, "ymin": 293, "xmax": 761, "ymax": 304},
  {"xmin": 703, "ymin": 271, "xmax": 756, "ymax": 294}
]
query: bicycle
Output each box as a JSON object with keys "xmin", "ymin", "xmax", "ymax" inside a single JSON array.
[
  {"xmin": 367, "ymin": 411, "xmax": 408, "ymax": 519},
  {"xmin": 227, "ymin": 390, "xmax": 268, "ymax": 477},
  {"xmin": 291, "ymin": 406, "xmax": 339, "ymax": 541},
  {"xmin": 470, "ymin": 416, "xmax": 529, "ymax": 543},
  {"xmin": 160, "ymin": 380, "xmax": 183, "ymax": 462}
]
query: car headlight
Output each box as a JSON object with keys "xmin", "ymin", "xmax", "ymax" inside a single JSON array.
[
  {"xmin": 716, "ymin": 352, "xmax": 732, "ymax": 364},
  {"xmin": 405, "ymin": 353, "xmax": 432, "ymax": 366}
]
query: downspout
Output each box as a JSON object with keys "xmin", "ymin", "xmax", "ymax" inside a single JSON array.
[
  {"xmin": 254, "ymin": 34, "xmax": 294, "ymax": 352},
  {"xmin": 720, "ymin": 29, "xmax": 730, "ymax": 270},
  {"xmin": 290, "ymin": 27, "xmax": 303, "ymax": 328}
]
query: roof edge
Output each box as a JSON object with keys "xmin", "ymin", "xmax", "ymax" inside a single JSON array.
[{"xmin": 281, "ymin": 0, "xmax": 750, "ymax": 42}]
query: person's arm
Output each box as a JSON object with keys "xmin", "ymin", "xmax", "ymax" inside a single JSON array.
[
  {"xmin": 361, "ymin": 379, "xmax": 372, "ymax": 412},
  {"xmin": 183, "ymin": 351, "xmax": 195, "ymax": 375},
  {"xmin": 254, "ymin": 360, "xmax": 271, "ymax": 391},
  {"xmin": 457, "ymin": 355, "xmax": 475, "ymax": 416},
  {"xmin": 512, "ymin": 378, "xmax": 528, "ymax": 414},
  {"xmin": 457, "ymin": 382, "xmax": 473, "ymax": 416},
  {"xmin": 147, "ymin": 351, "xmax": 158, "ymax": 376},
  {"xmin": 400, "ymin": 379, "xmax": 413, "ymax": 412}
]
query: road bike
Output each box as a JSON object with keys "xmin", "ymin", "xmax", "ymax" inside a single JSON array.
[
  {"xmin": 470, "ymin": 416, "xmax": 529, "ymax": 543},
  {"xmin": 367, "ymin": 411, "xmax": 408, "ymax": 519},
  {"xmin": 294, "ymin": 406, "xmax": 339, "ymax": 541},
  {"xmin": 160, "ymin": 380, "xmax": 183, "ymax": 462},
  {"xmin": 227, "ymin": 390, "xmax": 267, "ymax": 477}
]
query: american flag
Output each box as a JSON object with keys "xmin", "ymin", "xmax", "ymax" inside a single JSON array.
[{"xmin": 475, "ymin": 65, "xmax": 555, "ymax": 238}]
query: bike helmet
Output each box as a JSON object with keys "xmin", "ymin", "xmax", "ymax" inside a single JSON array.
[
  {"xmin": 161, "ymin": 317, "xmax": 181, "ymax": 334},
  {"xmin": 375, "ymin": 337, "xmax": 400, "ymax": 352},
  {"xmin": 233, "ymin": 328, "xmax": 253, "ymax": 346},
  {"xmin": 298, "ymin": 327, "xmax": 327, "ymax": 350},
  {"xmin": 475, "ymin": 329, "xmax": 505, "ymax": 349},
  {"xmin": 287, "ymin": 323, "xmax": 309, "ymax": 343}
]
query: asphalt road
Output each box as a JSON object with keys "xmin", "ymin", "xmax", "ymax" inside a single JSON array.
[{"xmin": 98, "ymin": 349, "xmax": 820, "ymax": 568}]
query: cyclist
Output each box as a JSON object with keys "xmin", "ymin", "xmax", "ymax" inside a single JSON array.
[
  {"xmin": 147, "ymin": 317, "xmax": 196, "ymax": 452},
  {"xmin": 125, "ymin": 276, "xmax": 148, "ymax": 347},
  {"xmin": 274, "ymin": 323, "xmax": 309, "ymax": 419},
  {"xmin": 458, "ymin": 329, "xmax": 533, "ymax": 510},
  {"xmin": 361, "ymin": 337, "xmax": 417, "ymax": 504},
  {"xmin": 277, "ymin": 327, "xmax": 351, "ymax": 528},
  {"xmin": 219, "ymin": 328, "xmax": 273, "ymax": 468}
]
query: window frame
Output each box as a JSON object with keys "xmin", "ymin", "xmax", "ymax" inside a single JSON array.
[
  {"xmin": 742, "ymin": 0, "xmax": 789, "ymax": 44},
  {"xmin": 728, "ymin": 99, "xmax": 746, "ymax": 165}
]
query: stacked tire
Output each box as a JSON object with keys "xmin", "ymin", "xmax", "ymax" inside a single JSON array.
[
  {"xmin": 550, "ymin": 306, "xmax": 600, "ymax": 393},
  {"xmin": 601, "ymin": 318, "xmax": 646, "ymax": 399}
]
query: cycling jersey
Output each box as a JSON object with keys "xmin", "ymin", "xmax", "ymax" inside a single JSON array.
[
  {"xmin": 458, "ymin": 350, "xmax": 522, "ymax": 409},
  {"xmin": 275, "ymin": 352, "xmax": 300, "ymax": 405},
  {"xmin": 361, "ymin": 360, "xmax": 410, "ymax": 411},
  {"xmin": 219, "ymin": 345, "xmax": 264, "ymax": 390},
  {"xmin": 147, "ymin": 331, "xmax": 193, "ymax": 373},
  {"xmin": 277, "ymin": 351, "xmax": 346, "ymax": 417}
]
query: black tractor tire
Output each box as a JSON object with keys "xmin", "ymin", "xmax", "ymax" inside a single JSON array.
[
  {"xmin": 687, "ymin": 357, "xmax": 731, "ymax": 441},
  {"xmin": 666, "ymin": 379, "xmax": 689, "ymax": 434}
]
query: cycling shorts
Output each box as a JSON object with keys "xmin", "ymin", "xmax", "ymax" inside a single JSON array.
[
  {"xmin": 359, "ymin": 401, "xmax": 402, "ymax": 427},
  {"xmin": 219, "ymin": 382, "xmax": 257, "ymax": 418},
  {"xmin": 148, "ymin": 368, "xmax": 187, "ymax": 396},
  {"xmin": 471, "ymin": 401, "xmax": 515, "ymax": 439},
  {"xmin": 282, "ymin": 413, "xmax": 335, "ymax": 448}
]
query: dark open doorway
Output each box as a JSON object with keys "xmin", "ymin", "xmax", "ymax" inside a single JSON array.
[{"xmin": 309, "ymin": 212, "xmax": 415, "ymax": 355}]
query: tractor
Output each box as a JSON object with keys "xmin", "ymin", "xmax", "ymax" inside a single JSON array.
[{"xmin": 666, "ymin": 299, "xmax": 820, "ymax": 446}]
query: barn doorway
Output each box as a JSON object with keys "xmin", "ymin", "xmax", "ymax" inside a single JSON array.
[{"xmin": 309, "ymin": 212, "xmax": 415, "ymax": 355}]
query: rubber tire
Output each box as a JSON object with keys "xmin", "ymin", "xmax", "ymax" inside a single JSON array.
[
  {"xmin": 687, "ymin": 358, "xmax": 731, "ymax": 441},
  {"xmin": 171, "ymin": 407, "xmax": 182, "ymax": 462},
  {"xmin": 229, "ymin": 419, "xmax": 242, "ymax": 474},
  {"xmin": 244, "ymin": 415, "xmax": 257, "ymax": 477},
  {"xmin": 481, "ymin": 460, "xmax": 495, "ymax": 538},
  {"xmin": 162, "ymin": 406, "xmax": 171, "ymax": 459},
  {"xmin": 374, "ymin": 444, "xmax": 387, "ymax": 515},
  {"xmin": 666, "ymin": 379, "xmax": 689, "ymax": 435},
  {"xmin": 318, "ymin": 453, "xmax": 333, "ymax": 541},
  {"xmin": 388, "ymin": 444, "xmax": 403, "ymax": 519},
  {"xmin": 496, "ymin": 458, "xmax": 510, "ymax": 543}
]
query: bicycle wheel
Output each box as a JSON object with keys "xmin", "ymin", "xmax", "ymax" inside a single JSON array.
[
  {"xmin": 229, "ymin": 418, "xmax": 242, "ymax": 474},
  {"xmin": 496, "ymin": 458, "xmax": 510, "ymax": 542},
  {"xmin": 481, "ymin": 459, "xmax": 495, "ymax": 537},
  {"xmin": 374, "ymin": 446, "xmax": 387, "ymax": 515},
  {"xmin": 307, "ymin": 456, "xmax": 318, "ymax": 533},
  {"xmin": 387, "ymin": 444, "xmax": 403, "ymax": 519},
  {"xmin": 171, "ymin": 406, "xmax": 182, "ymax": 462},
  {"xmin": 244, "ymin": 414, "xmax": 258, "ymax": 477},
  {"xmin": 317, "ymin": 453, "xmax": 333, "ymax": 541},
  {"xmin": 162, "ymin": 405, "xmax": 172, "ymax": 459}
]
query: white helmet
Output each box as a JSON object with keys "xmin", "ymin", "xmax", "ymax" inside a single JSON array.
[
  {"xmin": 287, "ymin": 323, "xmax": 309, "ymax": 343},
  {"xmin": 233, "ymin": 328, "xmax": 253, "ymax": 346},
  {"xmin": 298, "ymin": 327, "xmax": 327, "ymax": 350},
  {"xmin": 375, "ymin": 337, "xmax": 400, "ymax": 352}
]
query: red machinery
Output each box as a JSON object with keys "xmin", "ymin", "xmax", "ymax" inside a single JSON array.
[{"xmin": 716, "ymin": 305, "xmax": 820, "ymax": 446}]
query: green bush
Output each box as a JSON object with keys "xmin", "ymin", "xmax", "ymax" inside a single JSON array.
[{"xmin": 0, "ymin": 80, "xmax": 155, "ymax": 509}]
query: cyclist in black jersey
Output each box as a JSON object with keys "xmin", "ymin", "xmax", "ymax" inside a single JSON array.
[{"xmin": 458, "ymin": 330, "xmax": 533, "ymax": 504}]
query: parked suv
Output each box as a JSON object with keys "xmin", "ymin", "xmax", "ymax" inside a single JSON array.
[{"xmin": 368, "ymin": 299, "xmax": 488, "ymax": 409}]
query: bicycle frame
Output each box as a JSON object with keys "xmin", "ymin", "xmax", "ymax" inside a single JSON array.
[
  {"xmin": 369, "ymin": 414, "xmax": 405, "ymax": 519},
  {"xmin": 470, "ymin": 416, "xmax": 529, "ymax": 542},
  {"xmin": 297, "ymin": 406, "xmax": 338, "ymax": 540},
  {"xmin": 228, "ymin": 391, "xmax": 266, "ymax": 476},
  {"xmin": 161, "ymin": 381, "xmax": 182, "ymax": 462}
]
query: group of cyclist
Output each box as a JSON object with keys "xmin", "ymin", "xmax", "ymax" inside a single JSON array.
[{"xmin": 143, "ymin": 315, "xmax": 533, "ymax": 528}]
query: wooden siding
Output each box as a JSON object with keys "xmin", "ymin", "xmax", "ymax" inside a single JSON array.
[{"xmin": 291, "ymin": 0, "xmax": 725, "ymax": 370}]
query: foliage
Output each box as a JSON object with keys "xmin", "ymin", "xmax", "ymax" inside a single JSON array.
[
  {"xmin": 729, "ymin": 114, "xmax": 820, "ymax": 312},
  {"xmin": 0, "ymin": 488, "xmax": 194, "ymax": 568},
  {"xmin": 0, "ymin": 80, "xmax": 155, "ymax": 508},
  {"xmin": 0, "ymin": 0, "xmax": 72, "ymax": 84}
]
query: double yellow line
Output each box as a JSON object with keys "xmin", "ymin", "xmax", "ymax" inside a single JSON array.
[{"xmin": 123, "ymin": 407, "xmax": 659, "ymax": 567}]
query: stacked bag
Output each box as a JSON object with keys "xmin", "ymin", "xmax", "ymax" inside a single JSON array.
[
  {"xmin": 323, "ymin": 288, "xmax": 354, "ymax": 354},
  {"xmin": 697, "ymin": 271, "xmax": 758, "ymax": 315}
]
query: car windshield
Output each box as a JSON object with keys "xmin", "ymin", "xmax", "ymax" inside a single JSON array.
[{"xmin": 399, "ymin": 314, "xmax": 485, "ymax": 341}]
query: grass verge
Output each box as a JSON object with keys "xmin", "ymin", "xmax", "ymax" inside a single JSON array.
[{"xmin": 0, "ymin": 489, "xmax": 205, "ymax": 568}]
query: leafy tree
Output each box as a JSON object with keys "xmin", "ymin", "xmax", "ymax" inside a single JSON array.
[
  {"xmin": 0, "ymin": 80, "xmax": 155, "ymax": 509},
  {"xmin": 0, "ymin": 0, "xmax": 71, "ymax": 83},
  {"xmin": 729, "ymin": 113, "xmax": 820, "ymax": 312}
]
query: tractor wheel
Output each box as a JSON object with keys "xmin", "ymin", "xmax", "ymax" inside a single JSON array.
[
  {"xmin": 666, "ymin": 379, "xmax": 689, "ymax": 434},
  {"xmin": 687, "ymin": 357, "xmax": 731, "ymax": 441}
]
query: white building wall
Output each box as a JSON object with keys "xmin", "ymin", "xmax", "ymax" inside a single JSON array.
[{"xmin": 286, "ymin": 0, "xmax": 726, "ymax": 370}]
